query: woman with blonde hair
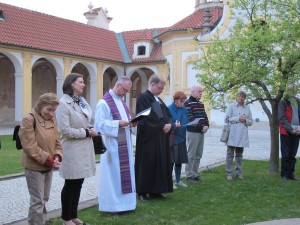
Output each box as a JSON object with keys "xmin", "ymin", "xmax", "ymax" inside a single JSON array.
[{"xmin": 19, "ymin": 93, "xmax": 62, "ymax": 225}]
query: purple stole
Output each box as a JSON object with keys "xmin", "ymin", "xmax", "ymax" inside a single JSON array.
[{"xmin": 103, "ymin": 92, "xmax": 132, "ymax": 194}]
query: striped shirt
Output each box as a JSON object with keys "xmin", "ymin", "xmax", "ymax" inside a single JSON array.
[{"xmin": 184, "ymin": 96, "xmax": 209, "ymax": 133}]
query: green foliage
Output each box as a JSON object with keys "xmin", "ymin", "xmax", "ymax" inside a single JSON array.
[
  {"xmin": 195, "ymin": 0, "xmax": 300, "ymax": 111},
  {"xmin": 194, "ymin": 0, "xmax": 300, "ymax": 171},
  {"xmin": 46, "ymin": 160, "xmax": 300, "ymax": 225}
]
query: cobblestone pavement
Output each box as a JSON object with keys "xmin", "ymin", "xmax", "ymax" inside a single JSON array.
[{"xmin": 0, "ymin": 127, "xmax": 299, "ymax": 225}]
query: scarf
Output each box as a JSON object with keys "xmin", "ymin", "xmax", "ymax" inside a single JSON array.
[
  {"xmin": 71, "ymin": 95, "xmax": 90, "ymax": 121},
  {"xmin": 103, "ymin": 92, "xmax": 132, "ymax": 194}
]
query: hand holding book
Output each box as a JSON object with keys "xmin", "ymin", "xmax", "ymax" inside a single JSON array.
[{"xmin": 130, "ymin": 107, "xmax": 151, "ymax": 123}]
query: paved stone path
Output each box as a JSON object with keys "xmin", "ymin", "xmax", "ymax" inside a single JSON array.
[{"xmin": 0, "ymin": 126, "xmax": 299, "ymax": 225}]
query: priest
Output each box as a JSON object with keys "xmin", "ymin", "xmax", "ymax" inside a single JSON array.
[
  {"xmin": 94, "ymin": 76, "xmax": 137, "ymax": 213},
  {"xmin": 135, "ymin": 74, "xmax": 173, "ymax": 200}
]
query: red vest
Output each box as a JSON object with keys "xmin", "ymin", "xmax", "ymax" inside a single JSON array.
[{"xmin": 279, "ymin": 104, "xmax": 292, "ymax": 135}]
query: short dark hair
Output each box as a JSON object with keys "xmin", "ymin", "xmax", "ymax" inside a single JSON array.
[
  {"xmin": 149, "ymin": 74, "xmax": 166, "ymax": 85},
  {"xmin": 62, "ymin": 73, "xmax": 83, "ymax": 95},
  {"xmin": 238, "ymin": 90, "xmax": 247, "ymax": 98}
]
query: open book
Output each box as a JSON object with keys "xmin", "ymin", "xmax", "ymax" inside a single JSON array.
[
  {"xmin": 183, "ymin": 118, "xmax": 202, "ymax": 126},
  {"xmin": 292, "ymin": 125, "xmax": 300, "ymax": 130},
  {"xmin": 130, "ymin": 107, "xmax": 151, "ymax": 123}
]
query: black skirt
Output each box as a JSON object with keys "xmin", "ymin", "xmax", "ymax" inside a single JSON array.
[{"xmin": 171, "ymin": 142, "xmax": 188, "ymax": 164}]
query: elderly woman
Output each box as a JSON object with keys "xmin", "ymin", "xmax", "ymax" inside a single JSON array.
[
  {"xmin": 225, "ymin": 90, "xmax": 253, "ymax": 181},
  {"xmin": 56, "ymin": 73, "xmax": 98, "ymax": 225},
  {"xmin": 19, "ymin": 93, "xmax": 62, "ymax": 225},
  {"xmin": 168, "ymin": 91, "xmax": 189, "ymax": 188}
]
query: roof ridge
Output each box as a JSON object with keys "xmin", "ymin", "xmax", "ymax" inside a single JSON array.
[{"xmin": 116, "ymin": 33, "xmax": 131, "ymax": 63}]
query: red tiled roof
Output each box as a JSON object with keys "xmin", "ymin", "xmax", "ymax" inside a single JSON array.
[
  {"xmin": 157, "ymin": 8, "xmax": 223, "ymax": 36},
  {"xmin": 0, "ymin": 3, "xmax": 224, "ymax": 64},
  {"xmin": 0, "ymin": 3, "xmax": 123, "ymax": 62},
  {"xmin": 120, "ymin": 8, "xmax": 223, "ymax": 62},
  {"xmin": 122, "ymin": 29, "xmax": 166, "ymax": 63}
]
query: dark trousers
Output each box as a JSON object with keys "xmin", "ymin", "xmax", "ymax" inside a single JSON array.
[
  {"xmin": 171, "ymin": 163, "xmax": 182, "ymax": 183},
  {"xmin": 280, "ymin": 134, "xmax": 299, "ymax": 178},
  {"xmin": 61, "ymin": 178, "xmax": 84, "ymax": 221}
]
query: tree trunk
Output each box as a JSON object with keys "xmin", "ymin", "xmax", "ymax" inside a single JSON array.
[{"xmin": 269, "ymin": 103, "xmax": 280, "ymax": 172}]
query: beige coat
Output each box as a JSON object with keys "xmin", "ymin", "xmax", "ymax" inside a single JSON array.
[
  {"xmin": 225, "ymin": 101, "xmax": 253, "ymax": 148},
  {"xmin": 56, "ymin": 94, "xmax": 96, "ymax": 179},
  {"xmin": 19, "ymin": 109, "xmax": 63, "ymax": 171}
]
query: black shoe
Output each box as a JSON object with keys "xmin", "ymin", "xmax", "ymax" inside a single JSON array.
[
  {"xmin": 193, "ymin": 176, "xmax": 202, "ymax": 182},
  {"xmin": 138, "ymin": 194, "xmax": 149, "ymax": 201},
  {"xmin": 282, "ymin": 176, "xmax": 289, "ymax": 181},
  {"xmin": 109, "ymin": 210, "xmax": 133, "ymax": 216},
  {"xmin": 289, "ymin": 175, "xmax": 299, "ymax": 181},
  {"xmin": 186, "ymin": 177, "xmax": 197, "ymax": 183},
  {"xmin": 149, "ymin": 193, "xmax": 165, "ymax": 199}
]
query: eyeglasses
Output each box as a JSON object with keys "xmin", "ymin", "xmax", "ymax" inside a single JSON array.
[
  {"xmin": 119, "ymin": 84, "xmax": 130, "ymax": 93},
  {"xmin": 155, "ymin": 84, "xmax": 164, "ymax": 90}
]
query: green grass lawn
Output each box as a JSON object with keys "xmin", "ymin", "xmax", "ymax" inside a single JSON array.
[
  {"xmin": 0, "ymin": 135, "xmax": 24, "ymax": 176},
  {"xmin": 46, "ymin": 160, "xmax": 300, "ymax": 225},
  {"xmin": 1, "ymin": 135, "xmax": 299, "ymax": 224}
]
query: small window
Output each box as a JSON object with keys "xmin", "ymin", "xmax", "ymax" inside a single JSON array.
[
  {"xmin": 138, "ymin": 46, "xmax": 146, "ymax": 56},
  {"xmin": 0, "ymin": 10, "xmax": 5, "ymax": 21}
]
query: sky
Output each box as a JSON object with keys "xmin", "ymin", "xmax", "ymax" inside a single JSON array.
[{"xmin": 1, "ymin": 0, "xmax": 195, "ymax": 32}]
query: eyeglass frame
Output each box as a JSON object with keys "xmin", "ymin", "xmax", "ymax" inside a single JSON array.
[
  {"xmin": 119, "ymin": 83, "xmax": 130, "ymax": 93},
  {"xmin": 155, "ymin": 84, "xmax": 164, "ymax": 90}
]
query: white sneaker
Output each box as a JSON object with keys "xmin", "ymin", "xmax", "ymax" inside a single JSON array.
[
  {"xmin": 236, "ymin": 175, "xmax": 244, "ymax": 180},
  {"xmin": 227, "ymin": 175, "xmax": 233, "ymax": 181},
  {"xmin": 173, "ymin": 183, "xmax": 177, "ymax": 189},
  {"xmin": 176, "ymin": 181, "xmax": 188, "ymax": 188}
]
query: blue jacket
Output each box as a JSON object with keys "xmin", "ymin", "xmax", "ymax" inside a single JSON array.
[{"xmin": 168, "ymin": 102, "xmax": 189, "ymax": 144}]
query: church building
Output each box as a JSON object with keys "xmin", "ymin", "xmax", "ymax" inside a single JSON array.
[{"xmin": 0, "ymin": 0, "xmax": 229, "ymax": 125}]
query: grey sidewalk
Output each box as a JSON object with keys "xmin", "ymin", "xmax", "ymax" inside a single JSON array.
[{"xmin": 0, "ymin": 126, "xmax": 299, "ymax": 225}]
